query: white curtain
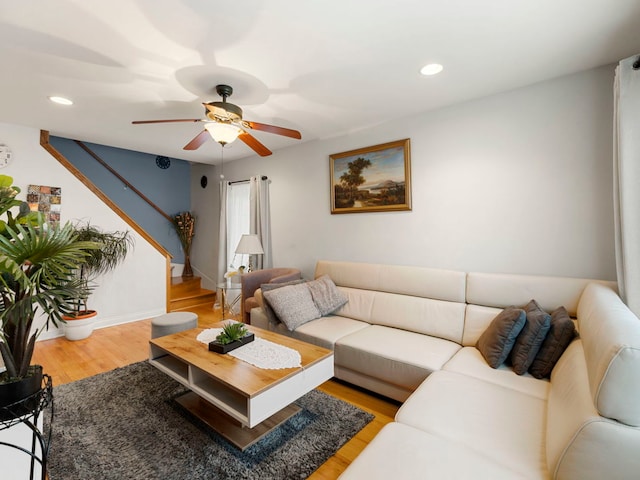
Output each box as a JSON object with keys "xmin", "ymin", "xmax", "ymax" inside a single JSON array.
[
  {"xmin": 250, "ymin": 176, "xmax": 272, "ymax": 269},
  {"xmin": 226, "ymin": 182, "xmax": 251, "ymax": 269},
  {"xmin": 613, "ymin": 54, "xmax": 640, "ymax": 316},
  {"xmin": 217, "ymin": 180, "xmax": 228, "ymax": 283}
]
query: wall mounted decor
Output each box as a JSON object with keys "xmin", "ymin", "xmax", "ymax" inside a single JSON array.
[
  {"xmin": 0, "ymin": 144, "xmax": 12, "ymax": 168},
  {"xmin": 155, "ymin": 156, "xmax": 171, "ymax": 169},
  {"xmin": 27, "ymin": 185, "xmax": 61, "ymax": 226},
  {"xmin": 330, "ymin": 138, "xmax": 411, "ymax": 214}
]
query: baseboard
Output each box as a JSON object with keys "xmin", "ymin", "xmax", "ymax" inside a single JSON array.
[{"xmin": 38, "ymin": 308, "xmax": 165, "ymax": 341}]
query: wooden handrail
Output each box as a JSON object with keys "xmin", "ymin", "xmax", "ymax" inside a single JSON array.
[
  {"xmin": 40, "ymin": 130, "xmax": 173, "ymax": 312},
  {"xmin": 73, "ymin": 140, "xmax": 173, "ymax": 222}
]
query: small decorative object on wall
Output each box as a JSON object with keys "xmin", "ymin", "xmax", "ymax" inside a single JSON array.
[
  {"xmin": 155, "ymin": 155, "xmax": 171, "ymax": 169},
  {"xmin": 330, "ymin": 138, "xmax": 411, "ymax": 214},
  {"xmin": 0, "ymin": 144, "xmax": 12, "ymax": 168},
  {"xmin": 27, "ymin": 184, "xmax": 62, "ymax": 226}
]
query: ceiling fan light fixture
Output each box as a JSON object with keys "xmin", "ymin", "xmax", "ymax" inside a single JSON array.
[{"xmin": 204, "ymin": 122, "xmax": 241, "ymax": 145}]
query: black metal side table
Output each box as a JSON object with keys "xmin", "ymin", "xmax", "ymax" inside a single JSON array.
[{"xmin": 0, "ymin": 374, "xmax": 53, "ymax": 480}]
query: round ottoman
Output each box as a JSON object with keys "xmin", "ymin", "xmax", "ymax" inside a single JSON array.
[{"xmin": 151, "ymin": 312, "xmax": 198, "ymax": 338}]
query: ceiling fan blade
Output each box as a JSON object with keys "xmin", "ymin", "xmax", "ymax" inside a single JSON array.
[
  {"xmin": 132, "ymin": 118, "xmax": 202, "ymax": 125},
  {"xmin": 238, "ymin": 132, "xmax": 272, "ymax": 157},
  {"xmin": 245, "ymin": 121, "xmax": 301, "ymax": 139},
  {"xmin": 183, "ymin": 130, "xmax": 210, "ymax": 150}
]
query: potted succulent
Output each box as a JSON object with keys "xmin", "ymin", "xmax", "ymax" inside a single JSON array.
[
  {"xmin": 208, "ymin": 321, "xmax": 254, "ymax": 354},
  {"xmin": 0, "ymin": 175, "xmax": 98, "ymax": 409},
  {"xmin": 63, "ymin": 222, "xmax": 134, "ymax": 341}
]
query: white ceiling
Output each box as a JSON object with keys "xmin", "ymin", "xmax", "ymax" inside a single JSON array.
[{"xmin": 0, "ymin": 0, "xmax": 638, "ymax": 165}]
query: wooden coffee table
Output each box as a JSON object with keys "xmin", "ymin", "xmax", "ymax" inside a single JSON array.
[{"xmin": 149, "ymin": 323, "xmax": 334, "ymax": 450}]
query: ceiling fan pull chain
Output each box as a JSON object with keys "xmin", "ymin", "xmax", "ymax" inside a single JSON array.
[{"xmin": 220, "ymin": 145, "xmax": 225, "ymax": 179}]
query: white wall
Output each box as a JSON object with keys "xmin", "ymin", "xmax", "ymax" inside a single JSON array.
[
  {"xmin": 192, "ymin": 65, "xmax": 616, "ymax": 282},
  {"xmin": 190, "ymin": 166, "xmax": 221, "ymax": 290},
  {"xmin": 0, "ymin": 123, "xmax": 166, "ymax": 339}
]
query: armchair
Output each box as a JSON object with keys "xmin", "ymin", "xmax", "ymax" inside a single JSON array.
[{"xmin": 240, "ymin": 268, "xmax": 302, "ymax": 323}]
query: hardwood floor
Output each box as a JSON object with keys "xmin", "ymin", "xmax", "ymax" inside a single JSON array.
[{"xmin": 32, "ymin": 304, "xmax": 400, "ymax": 479}]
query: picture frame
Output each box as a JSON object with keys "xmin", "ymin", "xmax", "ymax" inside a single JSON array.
[{"xmin": 330, "ymin": 138, "xmax": 411, "ymax": 214}]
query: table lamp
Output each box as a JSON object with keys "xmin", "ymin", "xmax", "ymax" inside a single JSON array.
[{"xmin": 235, "ymin": 234, "xmax": 264, "ymax": 272}]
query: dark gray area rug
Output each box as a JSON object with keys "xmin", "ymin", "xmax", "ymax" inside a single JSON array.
[{"xmin": 47, "ymin": 361, "xmax": 373, "ymax": 480}]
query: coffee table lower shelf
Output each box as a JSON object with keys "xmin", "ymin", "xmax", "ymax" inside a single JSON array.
[{"xmin": 176, "ymin": 391, "xmax": 302, "ymax": 451}]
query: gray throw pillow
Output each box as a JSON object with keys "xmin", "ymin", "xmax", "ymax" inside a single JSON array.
[
  {"xmin": 528, "ymin": 306, "xmax": 577, "ymax": 379},
  {"xmin": 260, "ymin": 279, "xmax": 306, "ymax": 324},
  {"xmin": 509, "ymin": 300, "xmax": 552, "ymax": 375},
  {"xmin": 476, "ymin": 307, "xmax": 527, "ymax": 368},
  {"xmin": 262, "ymin": 283, "xmax": 321, "ymax": 331},
  {"xmin": 306, "ymin": 274, "xmax": 348, "ymax": 316}
]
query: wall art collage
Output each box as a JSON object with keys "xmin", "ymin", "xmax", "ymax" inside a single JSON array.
[{"xmin": 27, "ymin": 184, "xmax": 61, "ymax": 226}]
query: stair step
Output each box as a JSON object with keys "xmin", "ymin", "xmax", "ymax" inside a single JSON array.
[
  {"xmin": 169, "ymin": 275, "xmax": 218, "ymax": 311},
  {"xmin": 170, "ymin": 276, "xmax": 202, "ymax": 300},
  {"xmin": 169, "ymin": 293, "xmax": 216, "ymax": 312},
  {"xmin": 169, "ymin": 290, "xmax": 216, "ymax": 312}
]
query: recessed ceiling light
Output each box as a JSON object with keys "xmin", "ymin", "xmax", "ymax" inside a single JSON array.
[
  {"xmin": 48, "ymin": 96, "xmax": 73, "ymax": 105},
  {"xmin": 420, "ymin": 64, "xmax": 443, "ymax": 76}
]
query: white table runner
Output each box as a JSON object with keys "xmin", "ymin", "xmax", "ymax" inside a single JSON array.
[{"xmin": 196, "ymin": 328, "xmax": 302, "ymax": 369}]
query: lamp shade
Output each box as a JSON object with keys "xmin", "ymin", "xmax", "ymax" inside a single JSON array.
[
  {"xmin": 204, "ymin": 122, "xmax": 241, "ymax": 145},
  {"xmin": 235, "ymin": 234, "xmax": 264, "ymax": 255}
]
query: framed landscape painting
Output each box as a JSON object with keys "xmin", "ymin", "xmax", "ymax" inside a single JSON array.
[{"xmin": 330, "ymin": 138, "xmax": 411, "ymax": 214}]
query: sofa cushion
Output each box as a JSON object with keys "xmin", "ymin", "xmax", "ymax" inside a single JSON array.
[
  {"xmin": 577, "ymin": 282, "xmax": 640, "ymax": 427},
  {"xmin": 466, "ymin": 272, "xmax": 614, "ymax": 316},
  {"xmin": 315, "ymin": 260, "xmax": 467, "ymax": 303},
  {"xmin": 528, "ymin": 306, "xmax": 576, "ymax": 379},
  {"xmin": 462, "ymin": 304, "xmax": 503, "ymax": 346},
  {"xmin": 476, "ymin": 307, "xmax": 526, "ymax": 368},
  {"xmin": 338, "ymin": 422, "xmax": 527, "ymax": 480},
  {"xmin": 335, "ymin": 325, "xmax": 461, "ymax": 391},
  {"xmin": 443, "ymin": 347, "xmax": 549, "ymax": 400},
  {"xmin": 331, "ymin": 287, "xmax": 376, "ymax": 322},
  {"xmin": 306, "ymin": 274, "xmax": 348, "ymax": 316},
  {"xmin": 509, "ymin": 300, "xmax": 552, "ymax": 375},
  {"xmin": 369, "ymin": 292, "xmax": 466, "ymax": 344},
  {"xmin": 292, "ymin": 315, "xmax": 370, "ymax": 350},
  {"xmin": 262, "ymin": 283, "xmax": 321, "ymax": 331},
  {"xmin": 260, "ymin": 279, "xmax": 306, "ymax": 323},
  {"xmin": 337, "ymin": 287, "xmax": 466, "ymax": 343},
  {"xmin": 396, "ymin": 370, "xmax": 548, "ymax": 478}
]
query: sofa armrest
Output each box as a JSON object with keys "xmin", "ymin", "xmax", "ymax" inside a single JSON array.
[{"xmin": 240, "ymin": 267, "xmax": 302, "ymax": 323}]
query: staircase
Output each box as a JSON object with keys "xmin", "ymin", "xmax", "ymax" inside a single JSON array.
[{"xmin": 169, "ymin": 276, "xmax": 217, "ymax": 312}]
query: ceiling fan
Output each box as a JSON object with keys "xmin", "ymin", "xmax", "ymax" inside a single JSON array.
[{"xmin": 132, "ymin": 84, "xmax": 301, "ymax": 157}]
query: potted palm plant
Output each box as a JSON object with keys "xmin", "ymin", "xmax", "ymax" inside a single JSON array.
[
  {"xmin": 0, "ymin": 175, "xmax": 98, "ymax": 409},
  {"xmin": 63, "ymin": 222, "xmax": 133, "ymax": 340}
]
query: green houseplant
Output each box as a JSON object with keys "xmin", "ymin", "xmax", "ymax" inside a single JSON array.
[
  {"xmin": 0, "ymin": 175, "xmax": 98, "ymax": 407},
  {"xmin": 208, "ymin": 321, "xmax": 254, "ymax": 354},
  {"xmin": 63, "ymin": 222, "xmax": 134, "ymax": 340}
]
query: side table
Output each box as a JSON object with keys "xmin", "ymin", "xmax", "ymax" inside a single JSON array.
[
  {"xmin": 0, "ymin": 374, "xmax": 53, "ymax": 480},
  {"xmin": 217, "ymin": 280, "xmax": 242, "ymax": 320}
]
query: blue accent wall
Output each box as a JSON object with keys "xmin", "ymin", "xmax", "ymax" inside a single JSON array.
[{"xmin": 49, "ymin": 137, "xmax": 191, "ymax": 261}]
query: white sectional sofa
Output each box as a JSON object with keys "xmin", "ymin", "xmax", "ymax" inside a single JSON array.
[{"xmin": 250, "ymin": 260, "xmax": 640, "ymax": 479}]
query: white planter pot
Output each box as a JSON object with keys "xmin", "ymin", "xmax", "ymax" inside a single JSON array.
[{"xmin": 63, "ymin": 311, "xmax": 97, "ymax": 341}]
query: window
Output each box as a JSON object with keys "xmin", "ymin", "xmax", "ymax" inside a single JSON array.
[{"xmin": 226, "ymin": 181, "xmax": 250, "ymax": 270}]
